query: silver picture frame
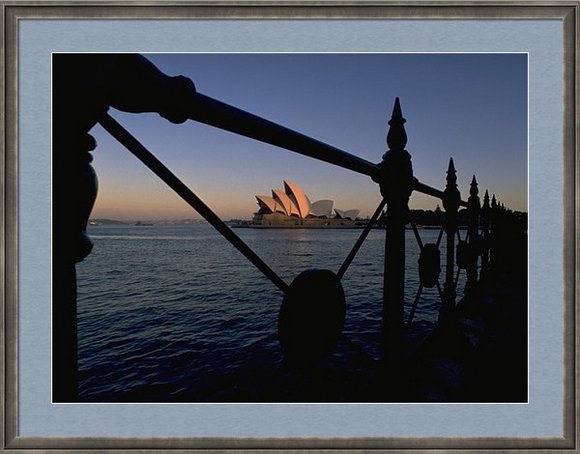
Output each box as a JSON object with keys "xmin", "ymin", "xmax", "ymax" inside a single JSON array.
[{"xmin": 2, "ymin": 2, "xmax": 576, "ymax": 451}]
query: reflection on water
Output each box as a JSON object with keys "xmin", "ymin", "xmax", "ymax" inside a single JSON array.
[{"xmin": 76, "ymin": 223, "xmax": 466, "ymax": 401}]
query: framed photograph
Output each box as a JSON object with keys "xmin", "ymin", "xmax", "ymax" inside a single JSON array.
[{"xmin": 3, "ymin": 2, "xmax": 576, "ymax": 451}]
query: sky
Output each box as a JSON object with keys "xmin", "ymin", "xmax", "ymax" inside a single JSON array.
[{"xmin": 88, "ymin": 53, "xmax": 527, "ymax": 221}]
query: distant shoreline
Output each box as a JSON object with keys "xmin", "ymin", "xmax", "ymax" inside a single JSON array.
[
  {"xmin": 88, "ymin": 220, "xmax": 465, "ymax": 230},
  {"xmin": 88, "ymin": 218, "xmax": 209, "ymax": 226}
]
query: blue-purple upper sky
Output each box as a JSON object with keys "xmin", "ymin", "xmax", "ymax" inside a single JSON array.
[{"xmin": 89, "ymin": 53, "xmax": 527, "ymax": 220}]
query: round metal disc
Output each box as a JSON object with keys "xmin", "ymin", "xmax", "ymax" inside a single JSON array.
[{"xmin": 278, "ymin": 269, "xmax": 346, "ymax": 365}]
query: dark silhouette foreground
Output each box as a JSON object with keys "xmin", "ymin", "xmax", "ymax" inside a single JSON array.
[{"xmin": 53, "ymin": 54, "xmax": 196, "ymax": 401}]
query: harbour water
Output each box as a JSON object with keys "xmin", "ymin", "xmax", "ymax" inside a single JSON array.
[{"xmin": 77, "ymin": 223, "xmax": 467, "ymax": 402}]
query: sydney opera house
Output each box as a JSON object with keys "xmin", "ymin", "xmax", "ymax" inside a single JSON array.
[{"xmin": 239, "ymin": 180, "xmax": 363, "ymax": 228}]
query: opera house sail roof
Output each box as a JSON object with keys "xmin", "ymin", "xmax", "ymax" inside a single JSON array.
[
  {"xmin": 272, "ymin": 189, "xmax": 298, "ymax": 217},
  {"xmin": 255, "ymin": 180, "xmax": 359, "ymax": 220},
  {"xmin": 283, "ymin": 180, "xmax": 310, "ymax": 218},
  {"xmin": 334, "ymin": 208, "xmax": 361, "ymax": 220}
]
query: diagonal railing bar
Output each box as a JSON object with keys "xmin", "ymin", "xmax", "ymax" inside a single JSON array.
[
  {"xmin": 406, "ymin": 284, "xmax": 424, "ymax": 327},
  {"xmin": 336, "ymin": 198, "xmax": 387, "ymax": 280},
  {"xmin": 409, "ymin": 218, "xmax": 424, "ymax": 250},
  {"xmin": 190, "ymin": 93, "xmax": 381, "ymax": 178},
  {"xmin": 99, "ymin": 113, "xmax": 290, "ymax": 295}
]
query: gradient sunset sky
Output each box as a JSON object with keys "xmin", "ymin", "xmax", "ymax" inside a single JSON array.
[{"xmin": 88, "ymin": 53, "xmax": 527, "ymax": 221}]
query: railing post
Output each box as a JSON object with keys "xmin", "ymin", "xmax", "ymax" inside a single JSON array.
[
  {"xmin": 53, "ymin": 141, "xmax": 98, "ymax": 402},
  {"xmin": 490, "ymin": 194, "xmax": 498, "ymax": 267},
  {"xmin": 481, "ymin": 189, "xmax": 491, "ymax": 279},
  {"xmin": 441, "ymin": 158, "xmax": 461, "ymax": 320},
  {"xmin": 377, "ymin": 98, "xmax": 413, "ymax": 362},
  {"xmin": 466, "ymin": 175, "xmax": 481, "ymax": 292}
]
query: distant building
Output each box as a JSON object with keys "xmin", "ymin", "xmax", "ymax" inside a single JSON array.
[{"xmin": 249, "ymin": 180, "xmax": 363, "ymax": 228}]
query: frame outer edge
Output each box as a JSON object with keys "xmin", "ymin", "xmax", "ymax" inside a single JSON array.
[
  {"xmin": 0, "ymin": 2, "xmax": 4, "ymax": 450},
  {"xmin": 570, "ymin": 1, "xmax": 579, "ymax": 451},
  {"xmin": 2, "ymin": 435, "xmax": 577, "ymax": 450},
  {"xmin": 3, "ymin": 2, "xmax": 19, "ymax": 449},
  {"xmin": 562, "ymin": 3, "xmax": 577, "ymax": 450},
  {"xmin": 2, "ymin": 1, "xmax": 576, "ymax": 451},
  {"xmin": 0, "ymin": 3, "xmax": 576, "ymax": 19}
]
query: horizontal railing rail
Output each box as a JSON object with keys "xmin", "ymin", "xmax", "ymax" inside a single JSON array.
[
  {"xmin": 189, "ymin": 93, "xmax": 380, "ymax": 178},
  {"xmin": 188, "ymin": 93, "xmax": 466, "ymax": 206}
]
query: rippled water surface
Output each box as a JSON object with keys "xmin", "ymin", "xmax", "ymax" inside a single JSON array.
[{"xmin": 77, "ymin": 223, "xmax": 466, "ymax": 402}]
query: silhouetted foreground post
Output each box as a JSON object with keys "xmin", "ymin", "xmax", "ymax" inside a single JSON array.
[
  {"xmin": 378, "ymin": 98, "xmax": 413, "ymax": 361},
  {"xmin": 53, "ymin": 144, "xmax": 97, "ymax": 402},
  {"xmin": 53, "ymin": 54, "xmax": 197, "ymax": 401}
]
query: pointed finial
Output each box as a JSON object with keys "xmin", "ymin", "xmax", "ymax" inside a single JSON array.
[
  {"xmin": 466, "ymin": 174, "xmax": 481, "ymax": 219},
  {"xmin": 470, "ymin": 175, "xmax": 479, "ymax": 197},
  {"xmin": 390, "ymin": 97, "xmax": 404, "ymax": 124},
  {"xmin": 386, "ymin": 97, "xmax": 408, "ymax": 152},
  {"xmin": 483, "ymin": 189, "xmax": 490, "ymax": 206},
  {"xmin": 446, "ymin": 157, "xmax": 457, "ymax": 187},
  {"xmin": 448, "ymin": 157, "xmax": 456, "ymax": 171},
  {"xmin": 443, "ymin": 157, "xmax": 461, "ymax": 213}
]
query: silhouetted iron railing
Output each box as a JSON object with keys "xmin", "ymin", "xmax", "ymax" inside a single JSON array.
[{"xmin": 99, "ymin": 92, "xmax": 511, "ymax": 365}]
